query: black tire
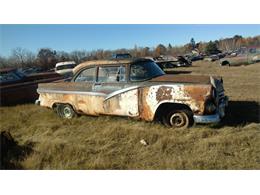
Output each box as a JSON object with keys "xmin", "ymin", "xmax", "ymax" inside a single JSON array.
[
  {"xmin": 221, "ymin": 61, "xmax": 230, "ymax": 66},
  {"xmin": 56, "ymin": 104, "xmax": 76, "ymax": 119},
  {"xmin": 162, "ymin": 109, "xmax": 193, "ymax": 129}
]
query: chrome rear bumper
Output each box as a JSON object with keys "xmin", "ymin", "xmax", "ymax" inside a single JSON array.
[
  {"xmin": 193, "ymin": 113, "xmax": 220, "ymax": 124},
  {"xmin": 193, "ymin": 96, "xmax": 228, "ymax": 124}
]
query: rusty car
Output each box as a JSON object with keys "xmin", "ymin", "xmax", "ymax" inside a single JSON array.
[
  {"xmin": 220, "ymin": 47, "xmax": 260, "ymax": 66},
  {"xmin": 36, "ymin": 58, "xmax": 228, "ymax": 128},
  {"xmin": 0, "ymin": 68, "xmax": 64, "ymax": 106}
]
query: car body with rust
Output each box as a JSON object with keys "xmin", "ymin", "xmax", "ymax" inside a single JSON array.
[
  {"xmin": 220, "ymin": 47, "xmax": 260, "ymax": 66},
  {"xmin": 36, "ymin": 58, "xmax": 228, "ymax": 128},
  {"xmin": 0, "ymin": 68, "xmax": 64, "ymax": 106}
]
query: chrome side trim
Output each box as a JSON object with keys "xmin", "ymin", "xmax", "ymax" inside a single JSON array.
[
  {"xmin": 104, "ymin": 86, "xmax": 140, "ymax": 101},
  {"xmin": 37, "ymin": 89, "xmax": 107, "ymax": 97}
]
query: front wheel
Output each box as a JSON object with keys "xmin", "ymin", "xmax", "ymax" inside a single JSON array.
[
  {"xmin": 162, "ymin": 109, "xmax": 193, "ymax": 129},
  {"xmin": 56, "ymin": 104, "xmax": 76, "ymax": 119}
]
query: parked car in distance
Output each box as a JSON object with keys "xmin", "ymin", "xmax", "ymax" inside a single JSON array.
[
  {"xmin": 204, "ymin": 54, "xmax": 219, "ymax": 62},
  {"xmin": 154, "ymin": 55, "xmax": 191, "ymax": 69},
  {"xmin": 185, "ymin": 54, "xmax": 204, "ymax": 62},
  {"xmin": 55, "ymin": 61, "xmax": 76, "ymax": 78},
  {"xmin": 175, "ymin": 56, "xmax": 192, "ymax": 67},
  {"xmin": 217, "ymin": 53, "xmax": 226, "ymax": 59},
  {"xmin": 19, "ymin": 67, "xmax": 44, "ymax": 75},
  {"xmin": 0, "ymin": 68, "xmax": 64, "ymax": 106},
  {"xmin": 112, "ymin": 53, "xmax": 132, "ymax": 59},
  {"xmin": 36, "ymin": 58, "xmax": 228, "ymax": 129},
  {"xmin": 220, "ymin": 47, "xmax": 260, "ymax": 66},
  {"xmin": 153, "ymin": 55, "xmax": 177, "ymax": 69}
]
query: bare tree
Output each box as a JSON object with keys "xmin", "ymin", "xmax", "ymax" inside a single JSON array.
[{"xmin": 10, "ymin": 48, "xmax": 36, "ymax": 68}]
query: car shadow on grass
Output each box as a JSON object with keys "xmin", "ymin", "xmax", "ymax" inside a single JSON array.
[
  {"xmin": 0, "ymin": 131, "xmax": 35, "ymax": 170},
  {"xmin": 212, "ymin": 100, "xmax": 259, "ymax": 128}
]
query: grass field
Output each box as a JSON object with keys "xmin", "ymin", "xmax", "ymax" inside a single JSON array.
[{"xmin": 1, "ymin": 61, "xmax": 260, "ymax": 169}]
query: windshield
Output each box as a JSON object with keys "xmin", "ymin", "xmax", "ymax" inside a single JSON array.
[{"xmin": 130, "ymin": 61, "xmax": 165, "ymax": 81}]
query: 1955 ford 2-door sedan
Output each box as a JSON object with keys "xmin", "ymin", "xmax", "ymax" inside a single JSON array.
[{"xmin": 36, "ymin": 58, "xmax": 228, "ymax": 129}]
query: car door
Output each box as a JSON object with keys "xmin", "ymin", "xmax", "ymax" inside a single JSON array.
[
  {"xmin": 73, "ymin": 66, "xmax": 106, "ymax": 115},
  {"xmin": 94, "ymin": 65, "xmax": 126, "ymax": 94},
  {"xmin": 94, "ymin": 65, "xmax": 139, "ymax": 117}
]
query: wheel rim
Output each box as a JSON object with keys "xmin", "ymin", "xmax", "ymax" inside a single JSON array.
[
  {"xmin": 169, "ymin": 113, "xmax": 187, "ymax": 127},
  {"xmin": 63, "ymin": 106, "xmax": 72, "ymax": 118}
]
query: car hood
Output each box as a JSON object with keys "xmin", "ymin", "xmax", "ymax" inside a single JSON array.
[{"xmin": 150, "ymin": 74, "xmax": 211, "ymax": 84}]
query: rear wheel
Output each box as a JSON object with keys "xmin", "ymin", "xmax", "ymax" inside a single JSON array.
[
  {"xmin": 56, "ymin": 104, "xmax": 76, "ymax": 119},
  {"xmin": 221, "ymin": 61, "xmax": 230, "ymax": 66},
  {"xmin": 163, "ymin": 109, "xmax": 193, "ymax": 129}
]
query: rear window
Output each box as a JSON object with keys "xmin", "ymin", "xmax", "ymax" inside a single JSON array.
[{"xmin": 130, "ymin": 61, "xmax": 164, "ymax": 81}]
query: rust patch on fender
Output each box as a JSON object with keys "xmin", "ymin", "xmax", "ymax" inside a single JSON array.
[
  {"xmin": 139, "ymin": 87, "xmax": 154, "ymax": 121},
  {"xmin": 183, "ymin": 85, "xmax": 212, "ymax": 114},
  {"xmin": 156, "ymin": 86, "xmax": 173, "ymax": 102},
  {"xmin": 78, "ymin": 100, "xmax": 86, "ymax": 104},
  {"xmin": 183, "ymin": 85, "xmax": 211, "ymax": 101}
]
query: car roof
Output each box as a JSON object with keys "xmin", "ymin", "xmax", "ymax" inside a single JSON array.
[
  {"xmin": 56, "ymin": 61, "xmax": 76, "ymax": 66},
  {"xmin": 73, "ymin": 58, "xmax": 153, "ymax": 74},
  {"xmin": 0, "ymin": 68, "xmax": 17, "ymax": 74}
]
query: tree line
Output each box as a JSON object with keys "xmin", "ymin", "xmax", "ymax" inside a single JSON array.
[{"xmin": 1, "ymin": 35, "xmax": 259, "ymax": 70}]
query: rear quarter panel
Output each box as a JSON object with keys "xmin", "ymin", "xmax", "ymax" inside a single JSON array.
[{"xmin": 138, "ymin": 84, "xmax": 212, "ymax": 121}]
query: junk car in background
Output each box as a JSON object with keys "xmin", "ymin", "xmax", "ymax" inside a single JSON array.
[
  {"xmin": 220, "ymin": 47, "xmax": 260, "ymax": 66},
  {"xmin": 55, "ymin": 61, "xmax": 77, "ymax": 78},
  {"xmin": 0, "ymin": 68, "xmax": 63, "ymax": 106},
  {"xmin": 112, "ymin": 53, "xmax": 132, "ymax": 59},
  {"xmin": 154, "ymin": 55, "xmax": 192, "ymax": 69}
]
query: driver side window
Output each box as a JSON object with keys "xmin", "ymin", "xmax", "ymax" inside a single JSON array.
[{"xmin": 98, "ymin": 66, "xmax": 126, "ymax": 83}]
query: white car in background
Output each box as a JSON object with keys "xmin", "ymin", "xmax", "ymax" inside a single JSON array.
[{"xmin": 55, "ymin": 61, "xmax": 76, "ymax": 78}]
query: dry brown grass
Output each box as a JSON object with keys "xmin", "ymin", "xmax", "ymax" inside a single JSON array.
[{"xmin": 1, "ymin": 61, "xmax": 260, "ymax": 169}]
